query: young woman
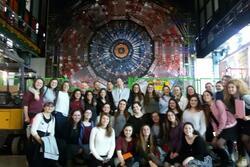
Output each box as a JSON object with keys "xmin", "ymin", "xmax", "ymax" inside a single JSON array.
[
  {"xmin": 115, "ymin": 124, "xmax": 137, "ymax": 167},
  {"xmin": 96, "ymin": 103, "xmax": 114, "ymax": 126},
  {"xmin": 164, "ymin": 111, "xmax": 183, "ymax": 167},
  {"xmin": 182, "ymin": 94, "xmax": 207, "ymax": 137},
  {"xmin": 29, "ymin": 78, "xmax": 59, "ymax": 104},
  {"xmin": 70, "ymin": 89, "xmax": 84, "ymax": 112},
  {"xmin": 30, "ymin": 102, "xmax": 57, "ymax": 167},
  {"xmin": 113, "ymin": 99, "xmax": 130, "ymax": 137},
  {"xmin": 84, "ymin": 90, "xmax": 97, "ymax": 122},
  {"xmin": 144, "ymin": 83, "xmax": 160, "ymax": 115},
  {"xmin": 173, "ymin": 85, "xmax": 188, "ymax": 111},
  {"xmin": 54, "ymin": 81, "xmax": 70, "ymax": 138},
  {"xmin": 65, "ymin": 109, "xmax": 83, "ymax": 167},
  {"xmin": 150, "ymin": 112, "xmax": 165, "ymax": 148},
  {"xmin": 203, "ymin": 90, "xmax": 237, "ymax": 166},
  {"xmin": 186, "ymin": 85, "xmax": 202, "ymax": 102},
  {"xmin": 128, "ymin": 83, "xmax": 144, "ymax": 109},
  {"xmin": 79, "ymin": 109, "xmax": 94, "ymax": 160},
  {"xmin": 180, "ymin": 122, "xmax": 212, "ymax": 167},
  {"xmin": 23, "ymin": 78, "xmax": 45, "ymax": 124},
  {"xmin": 215, "ymin": 80, "xmax": 224, "ymax": 100},
  {"xmin": 127, "ymin": 102, "xmax": 149, "ymax": 136},
  {"xmin": 89, "ymin": 113, "xmax": 115, "ymax": 166},
  {"xmin": 159, "ymin": 85, "xmax": 172, "ymax": 115},
  {"xmin": 136, "ymin": 124, "xmax": 162, "ymax": 167},
  {"xmin": 224, "ymin": 79, "xmax": 250, "ymax": 166},
  {"xmin": 96, "ymin": 88, "xmax": 111, "ymax": 115},
  {"xmin": 167, "ymin": 98, "xmax": 183, "ymax": 120}
]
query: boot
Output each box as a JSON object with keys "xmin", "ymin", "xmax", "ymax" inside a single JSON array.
[{"xmin": 216, "ymin": 148, "xmax": 235, "ymax": 167}]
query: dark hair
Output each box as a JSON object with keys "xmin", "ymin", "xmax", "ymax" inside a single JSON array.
[
  {"xmin": 183, "ymin": 122, "xmax": 200, "ymax": 136},
  {"xmin": 216, "ymin": 80, "xmax": 223, "ymax": 85},
  {"xmin": 43, "ymin": 101, "xmax": 54, "ymax": 107},
  {"xmin": 144, "ymin": 83, "xmax": 159, "ymax": 105},
  {"xmin": 120, "ymin": 123, "xmax": 134, "ymax": 138},
  {"xmin": 168, "ymin": 98, "xmax": 183, "ymax": 118},
  {"xmin": 60, "ymin": 80, "xmax": 70, "ymax": 91},
  {"xmin": 132, "ymin": 101, "xmax": 142, "ymax": 109},
  {"xmin": 165, "ymin": 110, "xmax": 180, "ymax": 141},
  {"xmin": 202, "ymin": 90, "xmax": 214, "ymax": 103},
  {"xmin": 68, "ymin": 109, "xmax": 82, "ymax": 127},
  {"xmin": 130, "ymin": 83, "xmax": 144, "ymax": 102},
  {"xmin": 162, "ymin": 85, "xmax": 171, "ymax": 96},
  {"xmin": 84, "ymin": 90, "xmax": 95, "ymax": 104},
  {"xmin": 115, "ymin": 99, "xmax": 130, "ymax": 119},
  {"xmin": 186, "ymin": 85, "xmax": 197, "ymax": 100},
  {"xmin": 71, "ymin": 88, "xmax": 83, "ymax": 101},
  {"xmin": 47, "ymin": 78, "xmax": 58, "ymax": 90},
  {"xmin": 185, "ymin": 94, "xmax": 202, "ymax": 110},
  {"xmin": 33, "ymin": 78, "xmax": 44, "ymax": 94}
]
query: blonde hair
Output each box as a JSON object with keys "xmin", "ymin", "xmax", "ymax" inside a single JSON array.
[{"xmin": 224, "ymin": 79, "xmax": 250, "ymax": 106}]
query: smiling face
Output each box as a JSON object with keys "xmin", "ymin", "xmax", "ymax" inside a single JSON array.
[
  {"xmin": 163, "ymin": 86, "xmax": 170, "ymax": 95},
  {"xmin": 167, "ymin": 111, "xmax": 176, "ymax": 123},
  {"xmin": 173, "ymin": 86, "xmax": 181, "ymax": 96},
  {"xmin": 100, "ymin": 114, "xmax": 110, "ymax": 127},
  {"xmin": 142, "ymin": 125, "xmax": 151, "ymax": 137},
  {"xmin": 202, "ymin": 91, "xmax": 213, "ymax": 103},
  {"xmin": 184, "ymin": 124, "xmax": 194, "ymax": 137},
  {"xmin": 169, "ymin": 100, "xmax": 177, "ymax": 110},
  {"xmin": 189, "ymin": 96, "xmax": 198, "ymax": 108},
  {"xmin": 62, "ymin": 82, "xmax": 70, "ymax": 92},
  {"xmin": 227, "ymin": 83, "xmax": 238, "ymax": 95},
  {"xmin": 187, "ymin": 86, "xmax": 195, "ymax": 96},
  {"xmin": 84, "ymin": 109, "xmax": 92, "ymax": 120},
  {"xmin": 151, "ymin": 112, "xmax": 160, "ymax": 123},
  {"xmin": 34, "ymin": 79, "xmax": 44, "ymax": 90},
  {"xmin": 50, "ymin": 79, "xmax": 58, "ymax": 89},
  {"xmin": 102, "ymin": 104, "xmax": 111, "ymax": 113},
  {"xmin": 72, "ymin": 110, "xmax": 82, "ymax": 124},
  {"xmin": 118, "ymin": 100, "xmax": 127, "ymax": 111},
  {"xmin": 133, "ymin": 84, "xmax": 140, "ymax": 93},
  {"xmin": 74, "ymin": 90, "xmax": 82, "ymax": 99},
  {"xmin": 44, "ymin": 103, "xmax": 54, "ymax": 113},
  {"xmin": 132, "ymin": 103, "xmax": 141, "ymax": 114},
  {"xmin": 147, "ymin": 84, "xmax": 154, "ymax": 93},
  {"xmin": 100, "ymin": 89, "xmax": 107, "ymax": 97},
  {"xmin": 215, "ymin": 83, "xmax": 224, "ymax": 91},
  {"xmin": 123, "ymin": 126, "xmax": 133, "ymax": 138}
]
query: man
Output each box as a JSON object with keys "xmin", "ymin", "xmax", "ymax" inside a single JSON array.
[{"xmin": 112, "ymin": 78, "xmax": 130, "ymax": 107}]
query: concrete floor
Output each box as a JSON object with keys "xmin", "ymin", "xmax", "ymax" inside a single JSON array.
[{"xmin": 0, "ymin": 155, "xmax": 27, "ymax": 167}]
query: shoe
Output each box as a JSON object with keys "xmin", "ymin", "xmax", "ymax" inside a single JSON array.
[{"xmin": 236, "ymin": 157, "xmax": 248, "ymax": 167}]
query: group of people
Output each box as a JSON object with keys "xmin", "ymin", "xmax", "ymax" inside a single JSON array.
[{"xmin": 22, "ymin": 76, "xmax": 250, "ymax": 167}]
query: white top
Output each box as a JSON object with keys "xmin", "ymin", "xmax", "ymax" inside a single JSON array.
[
  {"xmin": 182, "ymin": 109, "xmax": 207, "ymax": 137},
  {"xmin": 89, "ymin": 127, "xmax": 115, "ymax": 161},
  {"xmin": 31, "ymin": 113, "xmax": 55, "ymax": 137},
  {"xmin": 55, "ymin": 91, "xmax": 70, "ymax": 117},
  {"xmin": 159, "ymin": 95, "xmax": 171, "ymax": 114},
  {"xmin": 112, "ymin": 87, "xmax": 130, "ymax": 107},
  {"xmin": 178, "ymin": 96, "xmax": 188, "ymax": 111}
]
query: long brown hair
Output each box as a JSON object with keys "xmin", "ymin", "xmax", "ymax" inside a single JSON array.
[
  {"xmin": 97, "ymin": 113, "xmax": 113, "ymax": 137},
  {"xmin": 185, "ymin": 94, "xmax": 202, "ymax": 111},
  {"xmin": 114, "ymin": 99, "xmax": 130, "ymax": 120},
  {"xmin": 165, "ymin": 110, "xmax": 180, "ymax": 141},
  {"xmin": 137, "ymin": 124, "xmax": 155, "ymax": 153},
  {"xmin": 144, "ymin": 83, "xmax": 159, "ymax": 105}
]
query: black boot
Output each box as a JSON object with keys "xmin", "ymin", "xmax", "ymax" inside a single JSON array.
[{"xmin": 216, "ymin": 148, "xmax": 235, "ymax": 167}]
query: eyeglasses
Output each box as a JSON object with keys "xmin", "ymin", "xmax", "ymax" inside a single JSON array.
[{"xmin": 45, "ymin": 105, "xmax": 54, "ymax": 108}]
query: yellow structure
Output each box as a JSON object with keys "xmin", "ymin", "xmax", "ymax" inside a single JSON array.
[{"xmin": 0, "ymin": 108, "xmax": 23, "ymax": 130}]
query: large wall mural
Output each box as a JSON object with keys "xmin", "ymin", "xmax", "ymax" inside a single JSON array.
[{"xmin": 57, "ymin": 0, "xmax": 186, "ymax": 85}]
